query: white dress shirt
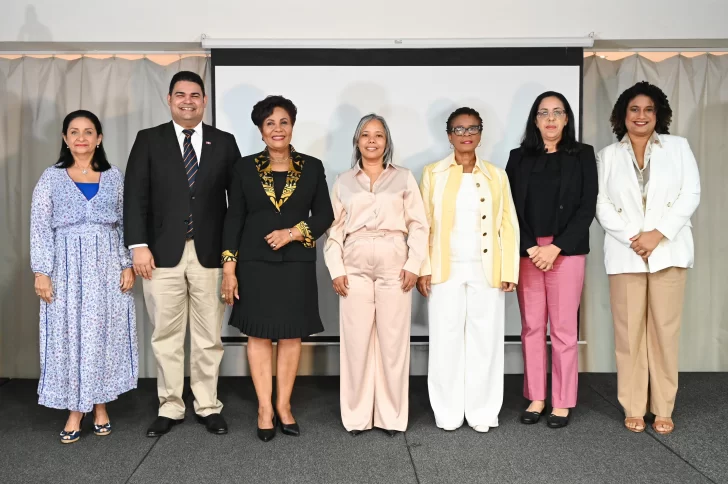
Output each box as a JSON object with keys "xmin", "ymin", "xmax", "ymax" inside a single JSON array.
[{"xmin": 129, "ymin": 121, "xmax": 204, "ymax": 250}]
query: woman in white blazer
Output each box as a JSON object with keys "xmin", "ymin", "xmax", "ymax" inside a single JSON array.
[{"xmin": 595, "ymin": 81, "xmax": 700, "ymax": 435}]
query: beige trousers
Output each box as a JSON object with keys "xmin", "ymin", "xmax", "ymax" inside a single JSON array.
[
  {"xmin": 143, "ymin": 240, "xmax": 225, "ymax": 419},
  {"xmin": 339, "ymin": 232, "xmax": 412, "ymax": 432},
  {"xmin": 608, "ymin": 267, "xmax": 687, "ymax": 418}
]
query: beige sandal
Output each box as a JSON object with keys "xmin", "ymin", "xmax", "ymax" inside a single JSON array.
[
  {"xmin": 624, "ymin": 417, "xmax": 646, "ymax": 433},
  {"xmin": 652, "ymin": 417, "xmax": 675, "ymax": 435}
]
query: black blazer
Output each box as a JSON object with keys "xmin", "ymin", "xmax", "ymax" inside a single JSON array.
[
  {"xmin": 505, "ymin": 144, "xmax": 598, "ymax": 257},
  {"xmin": 124, "ymin": 121, "xmax": 241, "ymax": 268},
  {"xmin": 222, "ymin": 149, "xmax": 334, "ymax": 263}
]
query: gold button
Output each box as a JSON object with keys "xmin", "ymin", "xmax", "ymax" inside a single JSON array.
[
  {"xmin": 667, "ymin": 202, "xmax": 672, "ymax": 207},
  {"xmin": 618, "ymin": 208, "xmax": 623, "ymax": 213},
  {"xmin": 476, "ymin": 183, "xmax": 481, "ymax": 187},
  {"xmin": 482, "ymin": 215, "xmax": 486, "ymax": 219},
  {"xmin": 483, "ymin": 249, "xmax": 488, "ymax": 253},
  {"xmin": 480, "ymin": 198, "xmax": 485, "ymax": 202},
  {"xmin": 483, "ymin": 232, "xmax": 487, "ymax": 236}
]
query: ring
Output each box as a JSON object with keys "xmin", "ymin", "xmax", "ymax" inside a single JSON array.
[{"xmin": 272, "ymin": 244, "xmax": 276, "ymax": 248}]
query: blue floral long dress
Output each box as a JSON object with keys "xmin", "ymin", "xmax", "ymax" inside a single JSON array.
[{"xmin": 30, "ymin": 165, "xmax": 138, "ymax": 412}]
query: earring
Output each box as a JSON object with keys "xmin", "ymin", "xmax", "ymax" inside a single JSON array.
[
  {"xmin": 96, "ymin": 145, "xmax": 99, "ymax": 148},
  {"xmin": 449, "ymin": 143, "xmax": 454, "ymax": 150},
  {"xmin": 478, "ymin": 142, "xmax": 482, "ymax": 147}
]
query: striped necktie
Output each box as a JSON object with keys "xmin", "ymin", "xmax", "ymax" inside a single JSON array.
[{"xmin": 182, "ymin": 129, "xmax": 198, "ymax": 238}]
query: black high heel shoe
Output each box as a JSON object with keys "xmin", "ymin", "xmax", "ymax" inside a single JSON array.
[
  {"xmin": 278, "ymin": 415, "xmax": 300, "ymax": 437},
  {"xmin": 257, "ymin": 414, "xmax": 277, "ymax": 442}
]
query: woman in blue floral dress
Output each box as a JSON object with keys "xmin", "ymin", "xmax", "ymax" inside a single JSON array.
[{"xmin": 30, "ymin": 110, "xmax": 138, "ymax": 444}]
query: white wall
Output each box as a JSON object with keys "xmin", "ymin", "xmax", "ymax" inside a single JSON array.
[{"xmin": 3, "ymin": 0, "xmax": 727, "ymax": 44}]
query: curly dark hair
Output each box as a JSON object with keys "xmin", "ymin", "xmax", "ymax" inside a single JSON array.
[
  {"xmin": 609, "ymin": 81, "xmax": 672, "ymax": 140},
  {"xmin": 446, "ymin": 107, "xmax": 483, "ymax": 133},
  {"xmin": 251, "ymin": 95, "xmax": 298, "ymax": 128}
]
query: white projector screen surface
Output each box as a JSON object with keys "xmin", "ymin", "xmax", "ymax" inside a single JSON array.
[{"xmin": 214, "ymin": 63, "xmax": 581, "ymax": 338}]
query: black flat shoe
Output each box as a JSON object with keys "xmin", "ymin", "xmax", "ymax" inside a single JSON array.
[
  {"xmin": 278, "ymin": 416, "xmax": 300, "ymax": 437},
  {"xmin": 349, "ymin": 429, "xmax": 364, "ymax": 436},
  {"xmin": 146, "ymin": 416, "xmax": 184, "ymax": 437},
  {"xmin": 257, "ymin": 414, "xmax": 277, "ymax": 442},
  {"xmin": 382, "ymin": 429, "xmax": 399, "ymax": 437},
  {"xmin": 520, "ymin": 407, "xmax": 546, "ymax": 424},
  {"xmin": 196, "ymin": 413, "xmax": 228, "ymax": 435},
  {"xmin": 547, "ymin": 412, "xmax": 570, "ymax": 429}
]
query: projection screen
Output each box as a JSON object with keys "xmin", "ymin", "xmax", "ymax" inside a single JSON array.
[{"xmin": 211, "ymin": 47, "xmax": 583, "ymax": 342}]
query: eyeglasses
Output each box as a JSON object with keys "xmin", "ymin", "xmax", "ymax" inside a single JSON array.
[
  {"xmin": 536, "ymin": 109, "xmax": 566, "ymax": 119},
  {"xmin": 450, "ymin": 125, "xmax": 483, "ymax": 136}
]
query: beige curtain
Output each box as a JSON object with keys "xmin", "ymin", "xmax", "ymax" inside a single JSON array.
[
  {"xmin": 0, "ymin": 55, "xmax": 211, "ymax": 378},
  {"xmin": 1, "ymin": 53, "xmax": 726, "ymax": 378},
  {"xmin": 581, "ymin": 54, "xmax": 728, "ymax": 371}
]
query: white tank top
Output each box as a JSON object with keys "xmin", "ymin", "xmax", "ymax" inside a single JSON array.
[{"xmin": 450, "ymin": 174, "xmax": 483, "ymax": 262}]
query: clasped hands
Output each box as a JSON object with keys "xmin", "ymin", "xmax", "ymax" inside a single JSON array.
[
  {"xmin": 629, "ymin": 229, "xmax": 664, "ymax": 261},
  {"xmin": 527, "ymin": 244, "xmax": 561, "ymax": 272}
]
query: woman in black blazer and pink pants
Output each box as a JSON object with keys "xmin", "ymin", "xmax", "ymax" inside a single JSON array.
[{"xmin": 506, "ymin": 91, "xmax": 597, "ymax": 428}]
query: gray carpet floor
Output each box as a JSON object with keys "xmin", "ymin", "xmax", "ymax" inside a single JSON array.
[{"xmin": 0, "ymin": 374, "xmax": 725, "ymax": 484}]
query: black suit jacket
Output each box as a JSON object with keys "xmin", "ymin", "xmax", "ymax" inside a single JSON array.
[
  {"xmin": 124, "ymin": 121, "xmax": 241, "ymax": 268},
  {"xmin": 505, "ymin": 144, "xmax": 598, "ymax": 256},
  {"xmin": 222, "ymin": 150, "xmax": 334, "ymax": 264}
]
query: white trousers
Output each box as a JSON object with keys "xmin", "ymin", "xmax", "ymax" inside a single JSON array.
[{"xmin": 427, "ymin": 261, "xmax": 505, "ymax": 430}]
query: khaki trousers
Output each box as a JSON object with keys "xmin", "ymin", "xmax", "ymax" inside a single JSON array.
[
  {"xmin": 339, "ymin": 232, "xmax": 411, "ymax": 432},
  {"xmin": 608, "ymin": 267, "xmax": 687, "ymax": 418},
  {"xmin": 143, "ymin": 240, "xmax": 225, "ymax": 419}
]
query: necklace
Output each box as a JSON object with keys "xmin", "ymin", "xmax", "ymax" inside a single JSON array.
[
  {"xmin": 270, "ymin": 156, "xmax": 291, "ymax": 165},
  {"xmin": 77, "ymin": 164, "xmax": 92, "ymax": 175}
]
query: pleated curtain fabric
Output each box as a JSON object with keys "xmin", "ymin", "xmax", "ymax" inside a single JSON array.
[
  {"xmin": 580, "ymin": 54, "xmax": 728, "ymax": 372},
  {"xmin": 0, "ymin": 55, "xmax": 211, "ymax": 378},
  {"xmin": 0, "ymin": 53, "xmax": 726, "ymax": 377}
]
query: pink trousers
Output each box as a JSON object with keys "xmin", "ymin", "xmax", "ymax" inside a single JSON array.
[{"xmin": 516, "ymin": 236, "xmax": 585, "ymax": 408}]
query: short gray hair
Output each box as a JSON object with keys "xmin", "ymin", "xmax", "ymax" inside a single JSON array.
[{"xmin": 351, "ymin": 113, "xmax": 394, "ymax": 167}]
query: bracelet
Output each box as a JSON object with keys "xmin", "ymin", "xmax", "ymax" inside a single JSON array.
[{"xmin": 288, "ymin": 228, "xmax": 294, "ymax": 240}]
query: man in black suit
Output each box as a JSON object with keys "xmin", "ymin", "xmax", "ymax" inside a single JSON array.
[{"xmin": 124, "ymin": 71, "xmax": 240, "ymax": 437}]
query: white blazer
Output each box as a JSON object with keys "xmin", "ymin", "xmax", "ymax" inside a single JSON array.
[{"xmin": 595, "ymin": 134, "xmax": 700, "ymax": 275}]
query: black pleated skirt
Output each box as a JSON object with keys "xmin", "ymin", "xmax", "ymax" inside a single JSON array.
[{"xmin": 229, "ymin": 260, "xmax": 324, "ymax": 339}]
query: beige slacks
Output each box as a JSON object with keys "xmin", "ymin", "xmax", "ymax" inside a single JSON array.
[
  {"xmin": 339, "ymin": 232, "xmax": 411, "ymax": 432},
  {"xmin": 608, "ymin": 267, "xmax": 687, "ymax": 418},
  {"xmin": 143, "ymin": 239, "xmax": 225, "ymax": 419}
]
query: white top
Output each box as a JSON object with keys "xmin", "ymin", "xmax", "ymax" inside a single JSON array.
[
  {"xmin": 595, "ymin": 134, "xmax": 701, "ymax": 274},
  {"xmin": 449, "ymin": 174, "xmax": 483, "ymax": 262}
]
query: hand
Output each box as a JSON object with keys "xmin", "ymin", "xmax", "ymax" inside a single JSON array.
[
  {"xmin": 120, "ymin": 268, "xmax": 135, "ymax": 293},
  {"xmin": 501, "ymin": 281, "xmax": 516, "ymax": 292},
  {"xmin": 221, "ymin": 271, "xmax": 239, "ymax": 305},
  {"xmin": 264, "ymin": 229, "xmax": 294, "ymax": 251},
  {"xmin": 34, "ymin": 274, "xmax": 53, "ymax": 304},
  {"xmin": 416, "ymin": 275, "xmax": 432, "ymax": 298},
  {"xmin": 526, "ymin": 246, "xmax": 538, "ymax": 257},
  {"xmin": 332, "ymin": 275, "xmax": 349, "ymax": 297},
  {"xmin": 530, "ymin": 244, "xmax": 561, "ymax": 272},
  {"xmin": 400, "ymin": 270, "xmax": 418, "ymax": 292},
  {"xmin": 630, "ymin": 230, "xmax": 664, "ymax": 258},
  {"xmin": 132, "ymin": 247, "xmax": 156, "ymax": 280}
]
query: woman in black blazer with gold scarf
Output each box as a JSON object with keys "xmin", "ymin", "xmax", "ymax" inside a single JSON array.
[{"xmin": 221, "ymin": 96, "xmax": 334, "ymax": 441}]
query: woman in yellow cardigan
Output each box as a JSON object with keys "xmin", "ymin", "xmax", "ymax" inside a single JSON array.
[{"xmin": 417, "ymin": 107, "xmax": 519, "ymax": 432}]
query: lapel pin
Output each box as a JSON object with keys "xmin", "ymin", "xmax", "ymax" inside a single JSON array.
[{"xmin": 206, "ymin": 141, "xmax": 212, "ymax": 145}]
